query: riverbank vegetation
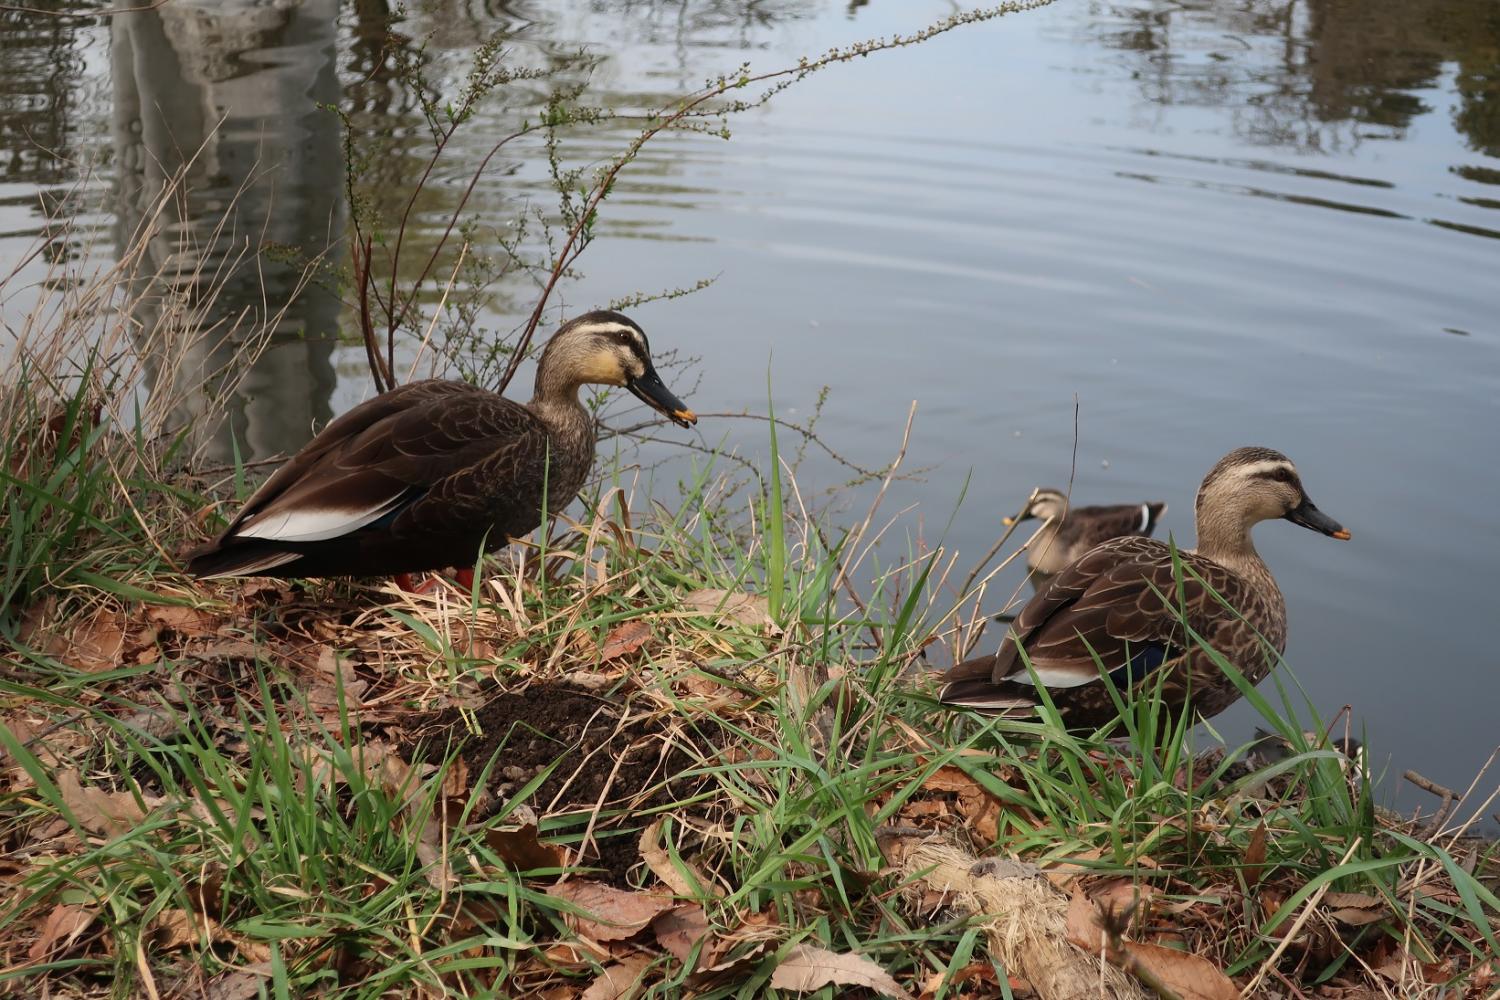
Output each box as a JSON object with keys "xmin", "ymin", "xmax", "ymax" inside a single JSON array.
[{"xmin": 3, "ymin": 3, "xmax": 1497, "ymax": 998}]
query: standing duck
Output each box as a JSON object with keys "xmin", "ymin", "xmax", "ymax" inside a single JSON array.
[
  {"xmin": 1006, "ymin": 488, "xmax": 1167, "ymax": 577},
  {"xmin": 185, "ymin": 311, "xmax": 696, "ymax": 585},
  {"xmin": 941, "ymin": 447, "xmax": 1349, "ymax": 726}
]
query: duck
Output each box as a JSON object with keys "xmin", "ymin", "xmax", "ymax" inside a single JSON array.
[
  {"xmin": 185, "ymin": 310, "xmax": 696, "ymax": 587},
  {"xmin": 940, "ymin": 447, "xmax": 1349, "ymax": 727},
  {"xmin": 1006, "ymin": 487, "xmax": 1167, "ymax": 577}
]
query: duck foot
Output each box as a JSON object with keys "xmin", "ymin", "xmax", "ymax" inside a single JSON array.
[
  {"xmin": 393, "ymin": 569, "xmax": 475, "ymax": 593},
  {"xmin": 394, "ymin": 572, "xmax": 442, "ymax": 594}
]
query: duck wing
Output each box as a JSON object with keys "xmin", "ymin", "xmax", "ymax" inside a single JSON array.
[
  {"xmin": 188, "ymin": 380, "xmax": 548, "ymax": 576},
  {"xmin": 940, "ymin": 536, "xmax": 1264, "ymax": 720},
  {"xmin": 1064, "ymin": 502, "xmax": 1167, "ymax": 551}
]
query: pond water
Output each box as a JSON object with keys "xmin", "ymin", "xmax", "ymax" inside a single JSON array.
[{"xmin": 2, "ymin": 0, "xmax": 1497, "ymax": 815}]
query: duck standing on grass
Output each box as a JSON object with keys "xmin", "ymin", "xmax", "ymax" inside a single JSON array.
[
  {"xmin": 185, "ymin": 311, "xmax": 696, "ymax": 591},
  {"xmin": 940, "ymin": 447, "xmax": 1349, "ymax": 727},
  {"xmin": 1006, "ymin": 487, "xmax": 1167, "ymax": 578}
]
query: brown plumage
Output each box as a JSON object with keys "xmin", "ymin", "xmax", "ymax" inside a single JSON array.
[
  {"xmin": 941, "ymin": 447, "xmax": 1350, "ymax": 727},
  {"xmin": 185, "ymin": 311, "xmax": 696, "ymax": 581},
  {"xmin": 1006, "ymin": 488, "xmax": 1167, "ymax": 577}
]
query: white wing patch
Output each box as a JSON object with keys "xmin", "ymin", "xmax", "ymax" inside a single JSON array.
[
  {"xmin": 235, "ymin": 493, "xmax": 408, "ymax": 543},
  {"xmin": 1005, "ymin": 663, "xmax": 1100, "ymax": 688}
]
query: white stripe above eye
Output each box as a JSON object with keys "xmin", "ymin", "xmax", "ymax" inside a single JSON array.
[
  {"xmin": 236, "ymin": 494, "xmax": 407, "ymax": 543},
  {"xmin": 1234, "ymin": 460, "xmax": 1296, "ymax": 480}
]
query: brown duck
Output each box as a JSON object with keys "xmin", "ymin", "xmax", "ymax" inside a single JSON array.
[
  {"xmin": 185, "ymin": 311, "xmax": 695, "ymax": 585},
  {"xmin": 940, "ymin": 447, "xmax": 1349, "ymax": 727},
  {"xmin": 1006, "ymin": 487, "xmax": 1167, "ymax": 577}
]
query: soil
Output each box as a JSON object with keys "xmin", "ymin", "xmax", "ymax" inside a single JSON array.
[{"xmin": 411, "ymin": 681, "xmax": 710, "ymax": 885}]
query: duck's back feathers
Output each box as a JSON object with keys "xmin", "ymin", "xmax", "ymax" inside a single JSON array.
[
  {"xmin": 186, "ymin": 380, "xmax": 575, "ymax": 579},
  {"xmin": 940, "ymin": 535, "xmax": 1282, "ymax": 726},
  {"xmin": 1030, "ymin": 500, "xmax": 1167, "ymax": 576}
]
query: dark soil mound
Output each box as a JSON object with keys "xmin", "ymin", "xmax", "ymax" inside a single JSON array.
[{"xmin": 413, "ymin": 681, "xmax": 711, "ymax": 884}]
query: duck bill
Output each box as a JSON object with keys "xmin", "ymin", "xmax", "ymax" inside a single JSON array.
[
  {"xmin": 626, "ymin": 367, "xmax": 697, "ymax": 428},
  {"xmin": 1284, "ymin": 497, "xmax": 1351, "ymax": 540}
]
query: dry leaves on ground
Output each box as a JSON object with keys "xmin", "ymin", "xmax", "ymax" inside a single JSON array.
[
  {"xmin": 600, "ymin": 620, "xmax": 652, "ymax": 662},
  {"xmin": 546, "ymin": 881, "xmax": 678, "ymax": 943},
  {"xmin": 27, "ymin": 903, "xmax": 96, "ymax": 963},
  {"xmin": 681, "ymin": 589, "xmax": 775, "ymax": 630},
  {"xmin": 57, "ymin": 769, "xmax": 163, "ymax": 837},
  {"xmin": 1065, "ymin": 891, "xmax": 1238, "ymax": 1000},
  {"xmin": 768, "ymin": 943, "xmax": 914, "ymax": 1000}
]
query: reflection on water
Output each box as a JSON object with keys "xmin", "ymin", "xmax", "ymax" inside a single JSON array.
[
  {"xmin": 1087, "ymin": 0, "xmax": 1500, "ymax": 156},
  {"xmin": 109, "ymin": 0, "xmax": 346, "ymax": 464},
  {"xmin": 1, "ymin": 0, "xmax": 1498, "ymax": 806}
]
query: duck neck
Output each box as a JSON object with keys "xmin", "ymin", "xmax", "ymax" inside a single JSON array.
[
  {"xmin": 1194, "ymin": 506, "xmax": 1281, "ymax": 605},
  {"xmin": 529, "ymin": 372, "xmax": 597, "ymax": 463}
]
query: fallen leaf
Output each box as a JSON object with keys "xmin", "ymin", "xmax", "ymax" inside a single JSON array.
[
  {"xmin": 600, "ymin": 620, "xmax": 652, "ymax": 661},
  {"xmin": 1117, "ymin": 940, "xmax": 1239, "ymax": 1000},
  {"xmin": 149, "ymin": 907, "xmax": 215, "ymax": 950},
  {"xmin": 1065, "ymin": 892, "xmax": 1237, "ymax": 1000},
  {"xmin": 638, "ymin": 819, "xmax": 713, "ymax": 897},
  {"xmin": 203, "ymin": 962, "xmax": 273, "ymax": 1000},
  {"xmin": 1328, "ymin": 906, "xmax": 1386, "ymax": 926},
  {"xmin": 1323, "ymin": 890, "xmax": 1383, "ymax": 908},
  {"xmin": 546, "ymin": 881, "xmax": 676, "ymax": 942},
  {"xmin": 1065, "ymin": 890, "xmax": 1105, "ymax": 951},
  {"xmin": 768, "ymin": 943, "xmax": 914, "ymax": 1000},
  {"xmin": 145, "ymin": 603, "xmax": 218, "ymax": 638},
  {"xmin": 652, "ymin": 904, "xmax": 710, "ymax": 965},
  {"xmin": 485, "ymin": 823, "xmax": 566, "ymax": 871},
  {"xmin": 57, "ymin": 769, "xmax": 162, "ymax": 836},
  {"xmin": 1090, "ymin": 878, "xmax": 1155, "ymax": 932},
  {"xmin": 28, "ymin": 902, "xmax": 95, "ymax": 962},
  {"xmin": 681, "ymin": 589, "xmax": 775, "ymax": 630},
  {"xmin": 47, "ymin": 608, "xmax": 126, "ymax": 672},
  {"xmin": 581, "ymin": 954, "xmax": 652, "ymax": 1000},
  {"xmin": 1244, "ymin": 821, "xmax": 1267, "ymax": 886}
]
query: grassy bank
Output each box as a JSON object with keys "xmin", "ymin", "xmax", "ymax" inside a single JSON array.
[{"xmin": 2, "ymin": 338, "xmax": 1498, "ymax": 1000}]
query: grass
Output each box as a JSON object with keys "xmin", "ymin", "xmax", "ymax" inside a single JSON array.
[{"xmin": 1, "ymin": 377, "xmax": 1496, "ymax": 998}]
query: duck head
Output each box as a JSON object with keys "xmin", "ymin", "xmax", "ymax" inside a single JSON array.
[
  {"xmin": 1003, "ymin": 487, "xmax": 1069, "ymax": 527},
  {"xmin": 539, "ymin": 310, "xmax": 697, "ymax": 428},
  {"xmin": 1195, "ymin": 446, "xmax": 1350, "ymax": 541}
]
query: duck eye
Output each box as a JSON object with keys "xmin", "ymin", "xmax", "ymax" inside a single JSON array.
[{"xmin": 614, "ymin": 331, "xmax": 634, "ymax": 345}]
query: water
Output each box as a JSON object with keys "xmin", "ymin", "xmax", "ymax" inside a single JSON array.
[{"xmin": 2, "ymin": 0, "xmax": 1497, "ymax": 813}]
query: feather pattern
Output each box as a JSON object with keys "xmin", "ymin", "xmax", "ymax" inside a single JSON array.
[
  {"xmin": 943, "ymin": 448, "xmax": 1347, "ymax": 727},
  {"xmin": 184, "ymin": 311, "xmax": 695, "ymax": 581},
  {"xmin": 1019, "ymin": 492, "xmax": 1167, "ymax": 577}
]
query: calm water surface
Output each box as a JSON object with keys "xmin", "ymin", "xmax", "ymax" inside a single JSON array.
[{"xmin": 2, "ymin": 0, "xmax": 1497, "ymax": 812}]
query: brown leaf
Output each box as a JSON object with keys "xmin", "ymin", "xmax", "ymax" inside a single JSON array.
[
  {"xmin": 145, "ymin": 603, "xmax": 218, "ymax": 638},
  {"xmin": 581, "ymin": 954, "xmax": 652, "ymax": 1000},
  {"xmin": 681, "ymin": 589, "xmax": 774, "ymax": 630},
  {"xmin": 149, "ymin": 907, "xmax": 215, "ymax": 950},
  {"xmin": 48, "ymin": 608, "xmax": 126, "ymax": 672},
  {"xmin": 485, "ymin": 823, "xmax": 566, "ymax": 871},
  {"xmin": 768, "ymin": 943, "xmax": 914, "ymax": 1000},
  {"xmin": 1323, "ymin": 890, "xmax": 1383, "ymax": 908},
  {"xmin": 600, "ymin": 620, "xmax": 652, "ymax": 662},
  {"xmin": 1064, "ymin": 890, "xmax": 1105, "ymax": 951},
  {"xmin": 652, "ymin": 904, "xmax": 710, "ymax": 965},
  {"xmin": 1118, "ymin": 940, "xmax": 1239, "ymax": 1000},
  {"xmin": 1090, "ymin": 878, "xmax": 1154, "ymax": 931},
  {"xmin": 1244, "ymin": 820, "xmax": 1267, "ymax": 886},
  {"xmin": 546, "ymin": 881, "xmax": 676, "ymax": 942},
  {"xmin": 28, "ymin": 903, "xmax": 95, "ymax": 962},
  {"xmin": 638, "ymin": 819, "xmax": 713, "ymax": 897},
  {"xmin": 1328, "ymin": 906, "xmax": 1386, "ymax": 927},
  {"xmin": 58, "ymin": 769, "xmax": 162, "ymax": 836},
  {"xmin": 203, "ymin": 962, "xmax": 273, "ymax": 1000}
]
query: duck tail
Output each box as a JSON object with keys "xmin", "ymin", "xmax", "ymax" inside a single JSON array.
[
  {"xmin": 937, "ymin": 655, "xmax": 1037, "ymax": 714},
  {"xmin": 183, "ymin": 540, "xmax": 301, "ymax": 579},
  {"xmin": 1143, "ymin": 501, "xmax": 1168, "ymax": 535}
]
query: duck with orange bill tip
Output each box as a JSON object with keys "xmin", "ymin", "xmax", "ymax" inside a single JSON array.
[
  {"xmin": 184, "ymin": 310, "xmax": 696, "ymax": 590},
  {"xmin": 940, "ymin": 447, "xmax": 1349, "ymax": 728}
]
